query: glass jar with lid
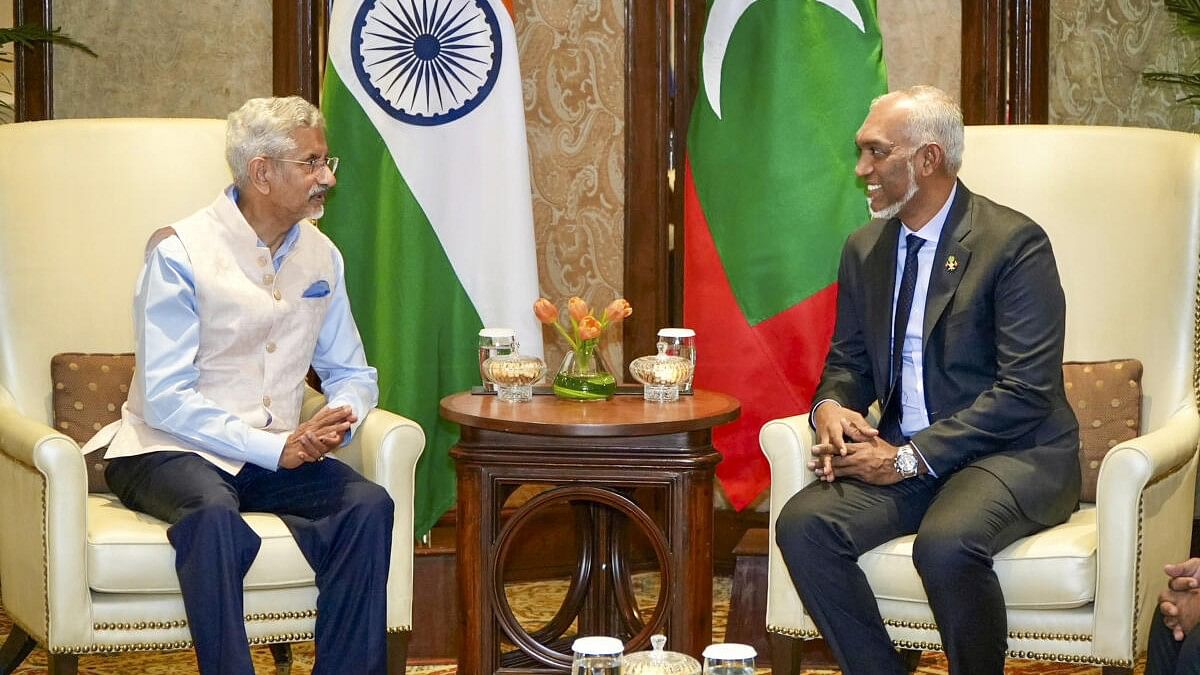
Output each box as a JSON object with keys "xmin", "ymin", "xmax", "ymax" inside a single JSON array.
[
  {"xmin": 701, "ymin": 642, "xmax": 756, "ymax": 674},
  {"xmin": 629, "ymin": 342, "xmax": 695, "ymax": 402},
  {"xmin": 482, "ymin": 351, "xmax": 545, "ymax": 402},
  {"xmin": 623, "ymin": 635, "xmax": 701, "ymax": 675},
  {"xmin": 572, "ymin": 635, "xmax": 623, "ymax": 675}
]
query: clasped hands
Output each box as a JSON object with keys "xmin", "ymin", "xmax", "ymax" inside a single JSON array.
[
  {"xmin": 808, "ymin": 402, "xmax": 906, "ymax": 485},
  {"xmin": 278, "ymin": 405, "xmax": 357, "ymax": 469},
  {"xmin": 1159, "ymin": 558, "xmax": 1200, "ymax": 641}
]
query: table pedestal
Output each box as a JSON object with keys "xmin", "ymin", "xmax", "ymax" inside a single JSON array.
[{"xmin": 442, "ymin": 391, "xmax": 739, "ymax": 674}]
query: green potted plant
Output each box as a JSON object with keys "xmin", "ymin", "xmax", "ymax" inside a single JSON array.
[
  {"xmin": 1143, "ymin": 0, "xmax": 1200, "ymax": 107},
  {"xmin": 1, "ymin": 24, "xmax": 95, "ymax": 122}
]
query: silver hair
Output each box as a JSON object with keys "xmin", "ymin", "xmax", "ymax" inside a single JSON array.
[
  {"xmin": 870, "ymin": 85, "xmax": 964, "ymax": 174},
  {"xmin": 225, "ymin": 96, "xmax": 325, "ymax": 187}
]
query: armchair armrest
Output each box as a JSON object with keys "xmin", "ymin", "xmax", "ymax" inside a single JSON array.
[
  {"xmin": 300, "ymin": 387, "xmax": 426, "ymax": 630},
  {"xmin": 760, "ymin": 413, "xmax": 818, "ymax": 519},
  {"xmin": 1092, "ymin": 402, "xmax": 1200, "ymax": 659},
  {"xmin": 759, "ymin": 413, "xmax": 816, "ymax": 632},
  {"xmin": 0, "ymin": 403, "xmax": 94, "ymax": 648}
]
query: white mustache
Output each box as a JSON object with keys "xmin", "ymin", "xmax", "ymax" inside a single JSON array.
[{"xmin": 308, "ymin": 187, "xmax": 328, "ymax": 199}]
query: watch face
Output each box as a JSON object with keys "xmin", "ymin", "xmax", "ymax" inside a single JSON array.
[{"xmin": 895, "ymin": 449, "xmax": 919, "ymax": 475}]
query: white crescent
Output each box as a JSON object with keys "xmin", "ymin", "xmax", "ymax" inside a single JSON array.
[{"xmin": 702, "ymin": 0, "xmax": 866, "ymax": 119}]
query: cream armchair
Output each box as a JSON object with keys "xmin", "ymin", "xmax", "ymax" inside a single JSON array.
[
  {"xmin": 0, "ymin": 119, "xmax": 424, "ymax": 674},
  {"xmin": 761, "ymin": 125, "xmax": 1200, "ymax": 673}
]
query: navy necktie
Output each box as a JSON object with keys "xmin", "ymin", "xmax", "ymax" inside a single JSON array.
[{"xmin": 892, "ymin": 234, "xmax": 925, "ymax": 391}]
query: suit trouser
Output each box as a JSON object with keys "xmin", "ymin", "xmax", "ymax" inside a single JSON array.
[
  {"xmin": 775, "ymin": 466, "xmax": 1045, "ymax": 675},
  {"xmin": 1147, "ymin": 608, "xmax": 1200, "ymax": 675},
  {"xmin": 106, "ymin": 451, "xmax": 394, "ymax": 675}
]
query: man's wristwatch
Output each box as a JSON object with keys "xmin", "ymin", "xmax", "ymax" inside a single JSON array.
[{"xmin": 894, "ymin": 444, "xmax": 920, "ymax": 478}]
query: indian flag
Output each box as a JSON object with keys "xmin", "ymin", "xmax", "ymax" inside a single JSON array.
[
  {"xmin": 322, "ymin": 0, "xmax": 541, "ymax": 535},
  {"xmin": 685, "ymin": 0, "xmax": 887, "ymax": 509}
]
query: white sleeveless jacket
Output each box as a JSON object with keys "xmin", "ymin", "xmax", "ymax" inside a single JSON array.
[{"xmin": 105, "ymin": 191, "xmax": 335, "ymax": 474}]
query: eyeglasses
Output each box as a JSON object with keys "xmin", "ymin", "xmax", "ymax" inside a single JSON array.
[{"xmin": 269, "ymin": 156, "xmax": 340, "ymax": 175}]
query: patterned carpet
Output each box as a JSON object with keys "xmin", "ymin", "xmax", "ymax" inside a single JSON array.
[{"xmin": 0, "ymin": 575, "xmax": 1146, "ymax": 673}]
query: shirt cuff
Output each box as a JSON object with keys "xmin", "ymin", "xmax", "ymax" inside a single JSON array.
[
  {"xmin": 244, "ymin": 428, "xmax": 287, "ymax": 470},
  {"xmin": 325, "ymin": 394, "xmax": 369, "ymax": 447},
  {"xmin": 908, "ymin": 440, "xmax": 938, "ymax": 478}
]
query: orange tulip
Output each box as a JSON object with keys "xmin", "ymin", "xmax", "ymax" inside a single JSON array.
[
  {"xmin": 577, "ymin": 315, "xmax": 602, "ymax": 341},
  {"xmin": 603, "ymin": 298, "xmax": 633, "ymax": 324},
  {"xmin": 533, "ymin": 298, "xmax": 559, "ymax": 324},
  {"xmin": 567, "ymin": 296, "xmax": 590, "ymax": 322}
]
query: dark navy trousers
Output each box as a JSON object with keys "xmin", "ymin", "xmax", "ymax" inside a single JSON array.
[
  {"xmin": 775, "ymin": 466, "xmax": 1044, "ymax": 675},
  {"xmin": 106, "ymin": 451, "xmax": 394, "ymax": 675},
  {"xmin": 1148, "ymin": 609, "xmax": 1200, "ymax": 675}
]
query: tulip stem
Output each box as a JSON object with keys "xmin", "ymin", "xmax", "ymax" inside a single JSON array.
[{"xmin": 553, "ymin": 321, "xmax": 579, "ymax": 351}]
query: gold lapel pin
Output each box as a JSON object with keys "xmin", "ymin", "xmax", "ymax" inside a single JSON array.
[{"xmin": 945, "ymin": 255, "xmax": 959, "ymax": 273}]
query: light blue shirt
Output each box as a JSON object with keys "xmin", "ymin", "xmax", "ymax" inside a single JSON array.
[
  {"xmin": 134, "ymin": 189, "xmax": 378, "ymax": 471},
  {"xmin": 891, "ymin": 184, "xmax": 957, "ymax": 474}
]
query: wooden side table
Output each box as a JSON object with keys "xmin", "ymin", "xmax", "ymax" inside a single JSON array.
[{"xmin": 441, "ymin": 390, "xmax": 739, "ymax": 674}]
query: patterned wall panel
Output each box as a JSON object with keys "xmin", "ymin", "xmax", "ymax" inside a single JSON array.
[
  {"xmin": 1050, "ymin": 0, "xmax": 1200, "ymax": 130},
  {"xmin": 878, "ymin": 0, "xmax": 961, "ymax": 101},
  {"xmin": 514, "ymin": 0, "xmax": 627, "ymax": 372},
  {"xmin": 52, "ymin": 0, "xmax": 272, "ymax": 120}
]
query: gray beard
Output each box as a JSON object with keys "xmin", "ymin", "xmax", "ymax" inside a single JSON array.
[
  {"xmin": 867, "ymin": 160, "xmax": 918, "ymax": 220},
  {"xmin": 307, "ymin": 188, "xmax": 327, "ymax": 220}
]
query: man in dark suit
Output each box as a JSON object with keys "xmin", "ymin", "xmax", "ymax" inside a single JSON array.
[
  {"xmin": 1148, "ymin": 558, "xmax": 1200, "ymax": 674},
  {"xmin": 775, "ymin": 85, "xmax": 1080, "ymax": 675}
]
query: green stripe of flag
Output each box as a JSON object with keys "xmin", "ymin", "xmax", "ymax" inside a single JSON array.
[
  {"xmin": 689, "ymin": 0, "xmax": 886, "ymax": 324},
  {"xmin": 322, "ymin": 66, "xmax": 481, "ymax": 537}
]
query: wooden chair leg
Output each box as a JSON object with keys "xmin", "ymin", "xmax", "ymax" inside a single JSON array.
[
  {"xmin": 768, "ymin": 632, "xmax": 803, "ymax": 675},
  {"xmin": 0, "ymin": 624, "xmax": 37, "ymax": 675},
  {"xmin": 46, "ymin": 652, "xmax": 78, "ymax": 675},
  {"xmin": 269, "ymin": 642, "xmax": 293, "ymax": 675},
  {"xmin": 388, "ymin": 630, "xmax": 411, "ymax": 675}
]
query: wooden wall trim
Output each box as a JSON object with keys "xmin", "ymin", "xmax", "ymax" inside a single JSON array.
[
  {"xmin": 672, "ymin": 0, "xmax": 707, "ymax": 326},
  {"xmin": 1008, "ymin": 0, "xmax": 1048, "ymax": 124},
  {"xmin": 961, "ymin": 0, "xmax": 1007, "ymax": 125},
  {"xmin": 622, "ymin": 0, "xmax": 674, "ymax": 372},
  {"xmin": 961, "ymin": 0, "xmax": 1048, "ymax": 125},
  {"xmin": 12, "ymin": 0, "xmax": 52, "ymax": 122},
  {"xmin": 272, "ymin": 0, "xmax": 323, "ymax": 103}
]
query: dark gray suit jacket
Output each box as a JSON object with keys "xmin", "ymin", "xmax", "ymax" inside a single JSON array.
[{"xmin": 814, "ymin": 182, "xmax": 1080, "ymax": 525}]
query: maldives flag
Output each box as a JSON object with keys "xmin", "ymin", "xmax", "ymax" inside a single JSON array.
[
  {"xmin": 322, "ymin": 0, "xmax": 542, "ymax": 536},
  {"xmin": 685, "ymin": 0, "xmax": 887, "ymax": 508}
]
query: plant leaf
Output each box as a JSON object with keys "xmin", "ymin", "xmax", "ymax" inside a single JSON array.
[
  {"xmin": 1165, "ymin": 0, "xmax": 1200, "ymax": 36},
  {"xmin": 0, "ymin": 24, "xmax": 97, "ymax": 57}
]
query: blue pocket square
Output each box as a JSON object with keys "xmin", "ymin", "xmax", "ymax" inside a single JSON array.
[{"xmin": 302, "ymin": 280, "xmax": 330, "ymax": 298}]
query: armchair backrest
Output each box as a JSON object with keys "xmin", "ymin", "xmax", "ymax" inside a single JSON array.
[
  {"xmin": 0, "ymin": 118, "xmax": 230, "ymax": 425},
  {"xmin": 959, "ymin": 125, "xmax": 1200, "ymax": 432}
]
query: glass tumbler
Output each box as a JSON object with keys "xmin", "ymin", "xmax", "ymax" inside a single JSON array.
[
  {"xmin": 572, "ymin": 636, "xmax": 623, "ymax": 675},
  {"xmin": 656, "ymin": 328, "xmax": 697, "ymax": 393},
  {"xmin": 478, "ymin": 328, "xmax": 517, "ymax": 392},
  {"xmin": 701, "ymin": 643, "xmax": 756, "ymax": 675}
]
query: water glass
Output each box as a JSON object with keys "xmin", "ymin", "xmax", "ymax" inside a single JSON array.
[
  {"xmin": 478, "ymin": 328, "xmax": 516, "ymax": 392},
  {"xmin": 701, "ymin": 642, "xmax": 756, "ymax": 674},
  {"xmin": 572, "ymin": 636, "xmax": 623, "ymax": 675},
  {"xmin": 656, "ymin": 328, "xmax": 697, "ymax": 393}
]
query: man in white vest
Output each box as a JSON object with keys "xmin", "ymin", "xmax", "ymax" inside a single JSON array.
[{"xmin": 102, "ymin": 97, "xmax": 390, "ymax": 675}]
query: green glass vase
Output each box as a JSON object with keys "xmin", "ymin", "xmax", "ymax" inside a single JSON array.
[{"xmin": 552, "ymin": 341, "xmax": 616, "ymax": 401}]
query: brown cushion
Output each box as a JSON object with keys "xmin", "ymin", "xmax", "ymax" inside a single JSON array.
[
  {"xmin": 51, "ymin": 353, "xmax": 135, "ymax": 493},
  {"xmin": 1062, "ymin": 359, "xmax": 1142, "ymax": 502}
]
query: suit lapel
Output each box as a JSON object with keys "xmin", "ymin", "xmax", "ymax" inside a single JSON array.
[
  {"xmin": 923, "ymin": 182, "xmax": 973, "ymax": 338},
  {"xmin": 865, "ymin": 217, "xmax": 901, "ymax": 388}
]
